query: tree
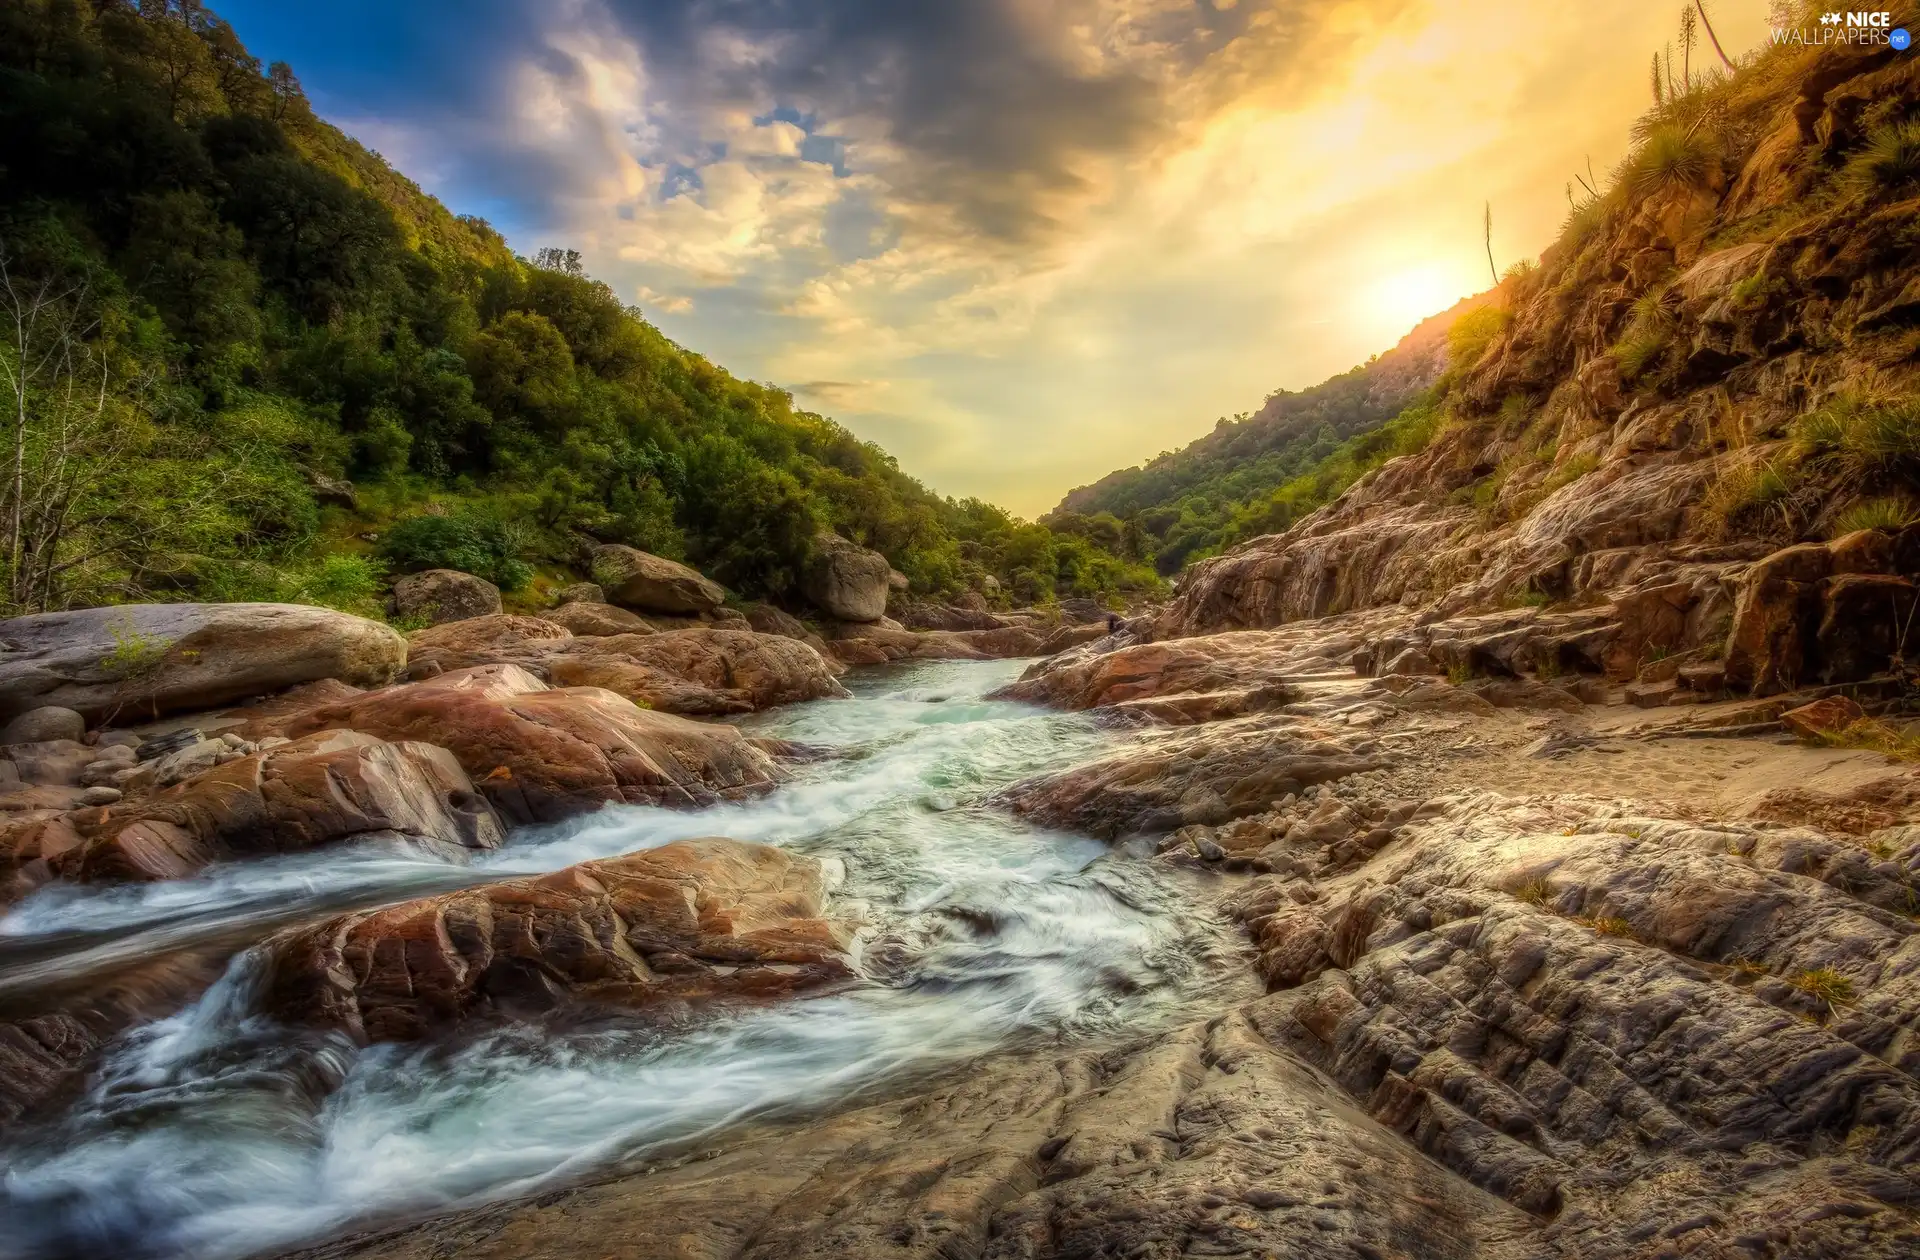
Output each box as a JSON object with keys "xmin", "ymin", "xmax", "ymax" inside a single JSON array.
[{"xmin": 0, "ymin": 246, "xmax": 136, "ymax": 612}]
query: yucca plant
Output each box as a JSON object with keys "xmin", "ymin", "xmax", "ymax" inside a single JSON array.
[{"xmin": 1629, "ymin": 124, "xmax": 1716, "ymax": 198}]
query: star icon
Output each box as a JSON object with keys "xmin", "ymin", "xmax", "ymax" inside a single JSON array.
[{"xmin": 1821, "ymin": 12, "xmax": 1841, "ymax": 23}]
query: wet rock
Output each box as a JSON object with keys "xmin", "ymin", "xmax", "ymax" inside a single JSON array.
[
  {"xmin": 390, "ymin": 569, "xmax": 502, "ymax": 626},
  {"xmin": 543, "ymin": 602, "xmax": 655, "ymax": 638},
  {"xmin": 998, "ymin": 718, "xmax": 1387, "ymax": 839},
  {"xmin": 0, "ymin": 707, "xmax": 85, "ymax": 746},
  {"xmin": 273, "ymin": 664, "xmax": 783, "ymax": 824},
  {"xmin": 24, "ymin": 730, "xmax": 505, "ymax": 885},
  {"xmin": 263, "ymin": 839, "xmax": 856, "ymax": 1042},
  {"xmin": 803, "ymin": 532, "xmax": 892, "ymax": 623},
  {"xmin": 590, "ymin": 545, "xmax": 727, "ymax": 615},
  {"xmin": 547, "ymin": 629, "xmax": 849, "ymax": 715},
  {"xmin": 0, "ymin": 603, "xmax": 406, "ymax": 725}
]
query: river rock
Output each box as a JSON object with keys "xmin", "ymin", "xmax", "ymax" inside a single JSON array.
[
  {"xmin": 590, "ymin": 545, "xmax": 726, "ymax": 615},
  {"xmin": 552, "ymin": 582, "xmax": 606, "ymax": 606},
  {"xmin": 0, "ymin": 707, "xmax": 85, "ymax": 746},
  {"xmin": 998, "ymin": 717, "xmax": 1388, "ymax": 839},
  {"xmin": 895, "ymin": 602, "xmax": 1007, "ymax": 632},
  {"xmin": 994, "ymin": 627, "xmax": 1325, "ymax": 717},
  {"xmin": 803, "ymin": 532, "xmax": 891, "ymax": 623},
  {"xmin": 273, "ymin": 664, "xmax": 783, "ymax": 823},
  {"xmin": 0, "ymin": 603, "xmax": 406, "ymax": 725},
  {"xmin": 17, "ymin": 730, "xmax": 505, "ymax": 886},
  {"xmin": 390, "ymin": 569, "xmax": 502, "ymax": 626},
  {"xmin": 547, "ymin": 629, "xmax": 849, "ymax": 715},
  {"xmin": 263, "ymin": 839, "xmax": 857, "ymax": 1043},
  {"xmin": 543, "ymin": 602, "xmax": 654, "ymax": 638},
  {"xmin": 404, "ymin": 614, "xmax": 571, "ymax": 675}
]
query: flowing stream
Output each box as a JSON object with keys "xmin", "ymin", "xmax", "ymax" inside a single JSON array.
[{"xmin": 0, "ymin": 659, "xmax": 1246, "ymax": 1260}]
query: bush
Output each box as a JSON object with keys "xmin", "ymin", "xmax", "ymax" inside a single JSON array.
[
  {"xmin": 1791, "ymin": 393, "xmax": 1920, "ymax": 482},
  {"xmin": 378, "ymin": 512, "xmax": 533, "ymax": 590},
  {"xmin": 1845, "ymin": 121, "xmax": 1920, "ymax": 193},
  {"xmin": 1628, "ymin": 125, "xmax": 1715, "ymax": 199},
  {"xmin": 1833, "ymin": 496, "xmax": 1919, "ymax": 535}
]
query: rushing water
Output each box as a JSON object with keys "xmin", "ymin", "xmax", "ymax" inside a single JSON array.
[{"xmin": 0, "ymin": 659, "xmax": 1245, "ymax": 1260}]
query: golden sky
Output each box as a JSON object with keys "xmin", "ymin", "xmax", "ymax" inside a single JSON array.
[{"xmin": 304, "ymin": 0, "xmax": 1779, "ymax": 517}]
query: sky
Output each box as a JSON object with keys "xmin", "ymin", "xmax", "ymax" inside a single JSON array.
[{"xmin": 217, "ymin": 0, "xmax": 1776, "ymax": 518}]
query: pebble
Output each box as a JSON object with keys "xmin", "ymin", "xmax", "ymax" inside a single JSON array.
[{"xmin": 79, "ymin": 786, "xmax": 122, "ymax": 806}]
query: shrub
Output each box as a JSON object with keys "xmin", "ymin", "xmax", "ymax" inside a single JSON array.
[
  {"xmin": 1791, "ymin": 393, "xmax": 1920, "ymax": 482},
  {"xmin": 1833, "ymin": 496, "xmax": 1919, "ymax": 536},
  {"xmin": 1628, "ymin": 125, "xmax": 1715, "ymax": 199},
  {"xmin": 1845, "ymin": 121, "xmax": 1920, "ymax": 193},
  {"xmin": 1788, "ymin": 966, "xmax": 1856, "ymax": 1009},
  {"xmin": 378, "ymin": 512, "xmax": 533, "ymax": 590}
]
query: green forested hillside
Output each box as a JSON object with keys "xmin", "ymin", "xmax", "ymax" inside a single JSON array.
[
  {"xmin": 1049, "ymin": 297, "xmax": 1487, "ymax": 574},
  {"xmin": 0, "ymin": 0, "xmax": 1159, "ymax": 619}
]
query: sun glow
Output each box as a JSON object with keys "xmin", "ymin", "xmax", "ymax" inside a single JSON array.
[{"xmin": 1367, "ymin": 265, "xmax": 1462, "ymax": 340}]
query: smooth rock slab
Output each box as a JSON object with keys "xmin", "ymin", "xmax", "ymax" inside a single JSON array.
[
  {"xmin": 0, "ymin": 603, "xmax": 406, "ymax": 724},
  {"xmin": 274, "ymin": 664, "xmax": 783, "ymax": 823},
  {"xmin": 7, "ymin": 730, "xmax": 505, "ymax": 885},
  {"xmin": 264, "ymin": 839, "xmax": 857, "ymax": 1042}
]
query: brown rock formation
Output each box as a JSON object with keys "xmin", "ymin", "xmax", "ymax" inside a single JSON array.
[
  {"xmin": 0, "ymin": 603, "xmax": 406, "ymax": 724},
  {"xmin": 263, "ymin": 839, "xmax": 856, "ymax": 1042},
  {"xmin": 273, "ymin": 664, "xmax": 783, "ymax": 823},
  {"xmin": 546, "ymin": 629, "xmax": 849, "ymax": 715}
]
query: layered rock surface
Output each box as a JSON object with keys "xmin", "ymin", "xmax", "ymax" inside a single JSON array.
[{"xmin": 265, "ymin": 839, "xmax": 857, "ymax": 1042}]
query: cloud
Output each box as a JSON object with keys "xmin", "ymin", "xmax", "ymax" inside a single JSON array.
[{"xmin": 242, "ymin": 0, "xmax": 1778, "ymax": 515}]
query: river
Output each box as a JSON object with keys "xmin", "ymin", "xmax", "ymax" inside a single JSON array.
[{"xmin": 0, "ymin": 659, "xmax": 1247, "ymax": 1260}]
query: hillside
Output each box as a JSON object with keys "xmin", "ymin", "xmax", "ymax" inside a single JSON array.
[
  {"xmin": 1155, "ymin": 26, "xmax": 1920, "ymax": 688},
  {"xmin": 0, "ymin": 0, "xmax": 1159, "ymax": 621},
  {"xmin": 1047, "ymin": 294, "xmax": 1485, "ymax": 574}
]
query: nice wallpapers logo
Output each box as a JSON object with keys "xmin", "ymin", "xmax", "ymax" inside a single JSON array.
[{"xmin": 1773, "ymin": 10, "xmax": 1913, "ymax": 48}]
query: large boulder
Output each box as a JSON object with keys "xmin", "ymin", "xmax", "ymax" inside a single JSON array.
[
  {"xmin": 590, "ymin": 545, "xmax": 726, "ymax": 615},
  {"xmin": 263, "ymin": 839, "xmax": 857, "ymax": 1042},
  {"xmin": 273, "ymin": 664, "xmax": 783, "ymax": 823},
  {"xmin": 403, "ymin": 614, "xmax": 571, "ymax": 675},
  {"xmin": 544, "ymin": 602, "xmax": 654, "ymax": 638},
  {"xmin": 547, "ymin": 630, "xmax": 849, "ymax": 715},
  {"xmin": 17, "ymin": 730, "xmax": 505, "ymax": 886},
  {"xmin": 0, "ymin": 707, "xmax": 84, "ymax": 745},
  {"xmin": 390, "ymin": 569, "xmax": 502, "ymax": 626},
  {"xmin": 0, "ymin": 603, "xmax": 406, "ymax": 725},
  {"xmin": 802, "ymin": 532, "xmax": 891, "ymax": 623}
]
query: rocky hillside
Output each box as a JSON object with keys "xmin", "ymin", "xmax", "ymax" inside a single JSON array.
[
  {"xmin": 1155, "ymin": 39, "xmax": 1920, "ymax": 705},
  {"xmin": 1048, "ymin": 295, "xmax": 1483, "ymax": 574}
]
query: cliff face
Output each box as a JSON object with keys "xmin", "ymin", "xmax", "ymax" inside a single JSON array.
[{"xmin": 1158, "ymin": 43, "xmax": 1920, "ymax": 697}]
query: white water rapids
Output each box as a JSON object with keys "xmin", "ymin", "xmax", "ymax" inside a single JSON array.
[{"xmin": 0, "ymin": 659, "xmax": 1246, "ymax": 1260}]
